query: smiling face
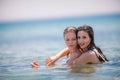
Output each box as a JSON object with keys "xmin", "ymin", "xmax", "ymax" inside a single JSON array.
[
  {"xmin": 64, "ymin": 32, "xmax": 77, "ymax": 51},
  {"xmin": 77, "ymin": 31, "xmax": 91, "ymax": 52}
]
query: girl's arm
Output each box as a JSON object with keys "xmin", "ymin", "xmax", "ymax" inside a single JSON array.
[
  {"xmin": 46, "ymin": 48, "xmax": 69, "ymax": 66},
  {"xmin": 72, "ymin": 51, "xmax": 100, "ymax": 64}
]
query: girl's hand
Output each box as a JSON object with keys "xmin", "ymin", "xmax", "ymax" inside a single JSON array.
[
  {"xmin": 46, "ymin": 56, "xmax": 56, "ymax": 66},
  {"xmin": 31, "ymin": 60, "xmax": 39, "ymax": 68}
]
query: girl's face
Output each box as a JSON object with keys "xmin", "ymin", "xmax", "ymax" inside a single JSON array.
[
  {"xmin": 77, "ymin": 31, "xmax": 91, "ymax": 51},
  {"xmin": 64, "ymin": 32, "xmax": 77, "ymax": 50}
]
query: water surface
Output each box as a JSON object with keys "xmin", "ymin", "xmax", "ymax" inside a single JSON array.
[{"xmin": 0, "ymin": 14, "xmax": 120, "ymax": 80}]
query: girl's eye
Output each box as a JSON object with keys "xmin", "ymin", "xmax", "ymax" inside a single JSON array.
[
  {"xmin": 77, "ymin": 36, "xmax": 80, "ymax": 39},
  {"xmin": 72, "ymin": 38, "xmax": 76, "ymax": 41},
  {"xmin": 66, "ymin": 39, "xmax": 69, "ymax": 41},
  {"xmin": 65, "ymin": 38, "xmax": 76, "ymax": 41},
  {"xmin": 83, "ymin": 36, "xmax": 86, "ymax": 39}
]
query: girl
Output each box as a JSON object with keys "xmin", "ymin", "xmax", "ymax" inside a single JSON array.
[{"xmin": 31, "ymin": 26, "xmax": 81, "ymax": 67}]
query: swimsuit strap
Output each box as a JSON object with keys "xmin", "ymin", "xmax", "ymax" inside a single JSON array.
[
  {"xmin": 94, "ymin": 51, "xmax": 105, "ymax": 62},
  {"xmin": 89, "ymin": 47, "xmax": 106, "ymax": 62}
]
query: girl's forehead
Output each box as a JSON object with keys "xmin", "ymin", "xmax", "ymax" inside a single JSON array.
[
  {"xmin": 78, "ymin": 31, "xmax": 88, "ymax": 34},
  {"xmin": 65, "ymin": 31, "xmax": 76, "ymax": 35},
  {"xmin": 77, "ymin": 31, "xmax": 90, "ymax": 37},
  {"xmin": 64, "ymin": 32, "xmax": 76, "ymax": 37}
]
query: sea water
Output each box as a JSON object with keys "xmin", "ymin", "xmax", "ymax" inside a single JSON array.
[{"xmin": 0, "ymin": 14, "xmax": 120, "ymax": 80}]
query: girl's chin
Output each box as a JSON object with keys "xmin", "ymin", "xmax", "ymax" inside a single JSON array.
[
  {"xmin": 80, "ymin": 46, "xmax": 84, "ymax": 49},
  {"xmin": 69, "ymin": 48, "xmax": 74, "ymax": 50},
  {"xmin": 68, "ymin": 47, "xmax": 75, "ymax": 50}
]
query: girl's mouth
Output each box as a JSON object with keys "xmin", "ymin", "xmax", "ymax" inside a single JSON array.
[
  {"xmin": 69, "ymin": 45, "xmax": 74, "ymax": 47},
  {"xmin": 80, "ymin": 43, "xmax": 84, "ymax": 46}
]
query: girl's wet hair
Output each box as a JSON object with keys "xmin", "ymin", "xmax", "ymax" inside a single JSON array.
[{"xmin": 63, "ymin": 26, "xmax": 77, "ymax": 37}]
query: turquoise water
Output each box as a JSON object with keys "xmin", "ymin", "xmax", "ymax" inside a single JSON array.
[{"xmin": 0, "ymin": 14, "xmax": 120, "ymax": 80}]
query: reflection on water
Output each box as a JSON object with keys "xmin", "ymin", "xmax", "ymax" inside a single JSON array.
[{"xmin": 69, "ymin": 64, "xmax": 97, "ymax": 73}]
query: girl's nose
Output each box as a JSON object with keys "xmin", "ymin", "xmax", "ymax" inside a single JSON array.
[
  {"xmin": 78, "ymin": 38, "xmax": 83, "ymax": 43},
  {"xmin": 69, "ymin": 40, "xmax": 73, "ymax": 44}
]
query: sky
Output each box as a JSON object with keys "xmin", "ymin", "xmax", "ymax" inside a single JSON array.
[{"xmin": 0, "ymin": 0, "xmax": 120, "ymax": 22}]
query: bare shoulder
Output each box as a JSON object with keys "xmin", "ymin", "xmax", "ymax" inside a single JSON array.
[
  {"xmin": 85, "ymin": 50, "xmax": 99, "ymax": 58},
  {"xmin": 81, "ymin": 51, "xmax": 99, "ymax": 62},
  {"xmin": 73, "ymin": 50, "xmax": 100, "ymax": 64},
  {"xmin": 85, "ymin": 50, "xmax": 100, "ymax": 63},
  {"xmin": 75, "ymin": 51, "xmax": 94, "ymax": 61},
  {"xmin": 81, "ymin": 50, "xmax": 95, "ymax": 57}
]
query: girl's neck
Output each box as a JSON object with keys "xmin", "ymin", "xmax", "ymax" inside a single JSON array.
[
  {"xmin": 81, "ymin": 47, "xmax": 89, "ymax": 53},
  {"xmin": 82, "ymin": 48, "xmax": 88, "ymax": 53},
  {"xmin": 81, "ymin": 45, "xmax": 90, "ymax": 53}
]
